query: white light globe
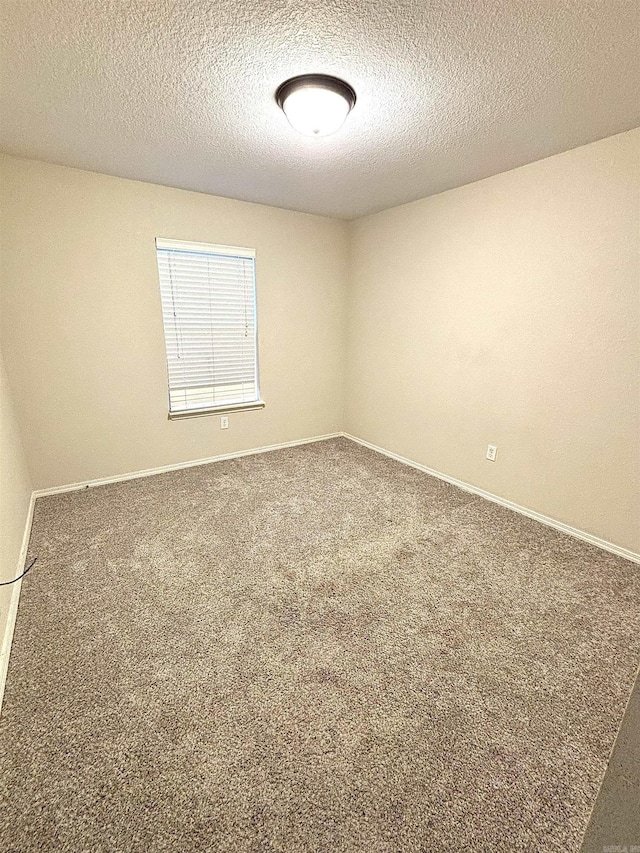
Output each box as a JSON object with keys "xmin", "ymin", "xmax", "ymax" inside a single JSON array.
[
  {"xmin": 282, "ymin": 86, "xmax": 351, "ymax": 136},
  {"xmin": 280, "ymin": 81, "xmax": 354, "ymax": 136}
]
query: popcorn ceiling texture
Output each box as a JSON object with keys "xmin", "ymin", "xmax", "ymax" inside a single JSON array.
[
  {"xmin": 1, "ymin": 0, "xmax": 639, "ymax": 218},
  {"xmin": 1, "ymin": 439, "xmax": 639, "ymax": 852}
]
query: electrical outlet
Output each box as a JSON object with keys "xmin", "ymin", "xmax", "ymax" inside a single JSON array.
[
  {"xmin": 486, "ymin": 444, "xmax": 497, "ymax": 462},
  {"xmin": 220, "ymin": 416, "xmax": 229, "ymax": 430}
]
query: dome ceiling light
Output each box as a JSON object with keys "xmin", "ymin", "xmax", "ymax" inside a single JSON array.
[{"xmin": 275, "ymin": 74, "xmax": 356, "ymax": 137}]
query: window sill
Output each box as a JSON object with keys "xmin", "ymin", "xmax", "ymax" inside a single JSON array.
[{"xmin": 168, "ymin": 401, "xmax": 265, "ymax": 420}]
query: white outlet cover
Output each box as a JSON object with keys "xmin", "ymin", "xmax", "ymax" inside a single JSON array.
[{"xmin": 486, "ymin": 444, "xmax": 497, "ymax": 461}]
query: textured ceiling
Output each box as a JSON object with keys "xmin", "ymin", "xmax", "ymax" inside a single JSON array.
[{"xmin": 1, "ymin": 1, "xmax": 639, "ymax": 219}]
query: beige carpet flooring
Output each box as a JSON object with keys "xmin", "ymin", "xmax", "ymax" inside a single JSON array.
[{"xmin": 1, "ymin": 437, "xmax": 638, "ymax": 852}]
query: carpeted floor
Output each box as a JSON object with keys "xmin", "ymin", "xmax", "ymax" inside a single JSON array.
[{"xmin": 1, "ymin": 437, "xmax": 638, "ymax": 852}]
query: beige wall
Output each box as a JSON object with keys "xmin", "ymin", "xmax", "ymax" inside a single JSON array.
[
  {"xmin": 0, "ymin": 156, "xmax": 348, "ymax": 490},
  {"xmin": 346, "ymin": 129, "xmax": 640, "ymax": 553},
  {"xmin": 0, "ymin": 350, "xmax": 32, "ymax": 638},
  {"xmin": 1, "ymin": 131, "xmax": 638, "ymax": 554}
]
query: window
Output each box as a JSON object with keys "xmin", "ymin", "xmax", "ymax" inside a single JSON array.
[{"xmin": 155, "ymin": 238, "xmax": 262, "ymax": 418}]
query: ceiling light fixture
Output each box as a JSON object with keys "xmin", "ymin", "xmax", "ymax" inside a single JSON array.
[{"xmin": 276, "ymin": 74, "xmax": 356, "ymax": 137}]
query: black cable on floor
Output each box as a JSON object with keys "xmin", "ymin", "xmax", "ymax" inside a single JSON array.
[{"xmin": 0, "ymin": 556, "xmax": 38, "ymax": 586}]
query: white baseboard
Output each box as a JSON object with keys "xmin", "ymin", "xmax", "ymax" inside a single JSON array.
[
  {"xmin": 33, "ymin": 432, "xmax": 343, "ymax": 498},
  {"xmin": 342, "ymin": 433, "xmax": 640, "ymax": 565},
  {"xmin": 0, "ymin": 492, "xmax": 37, "ymax": 715}
]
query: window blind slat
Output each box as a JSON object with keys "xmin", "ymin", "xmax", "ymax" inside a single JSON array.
[{"xmin": 156, "ymin": 239, "xmax": 260, "ymax": 415}]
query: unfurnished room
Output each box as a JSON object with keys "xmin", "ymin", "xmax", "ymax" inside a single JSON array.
[{"xmin": 0, "ymin": 2, "xmax": 639, "ymax": 851}]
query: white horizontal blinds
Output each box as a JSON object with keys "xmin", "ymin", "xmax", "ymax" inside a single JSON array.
[{"xmin": 156, "ymin": 239, "xmax": 259, "ymax": 414}]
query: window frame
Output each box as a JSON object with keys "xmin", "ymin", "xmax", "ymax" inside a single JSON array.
[{"xmin": 155, "ymin": 237, "xmax": 264, "ymax": 420}]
